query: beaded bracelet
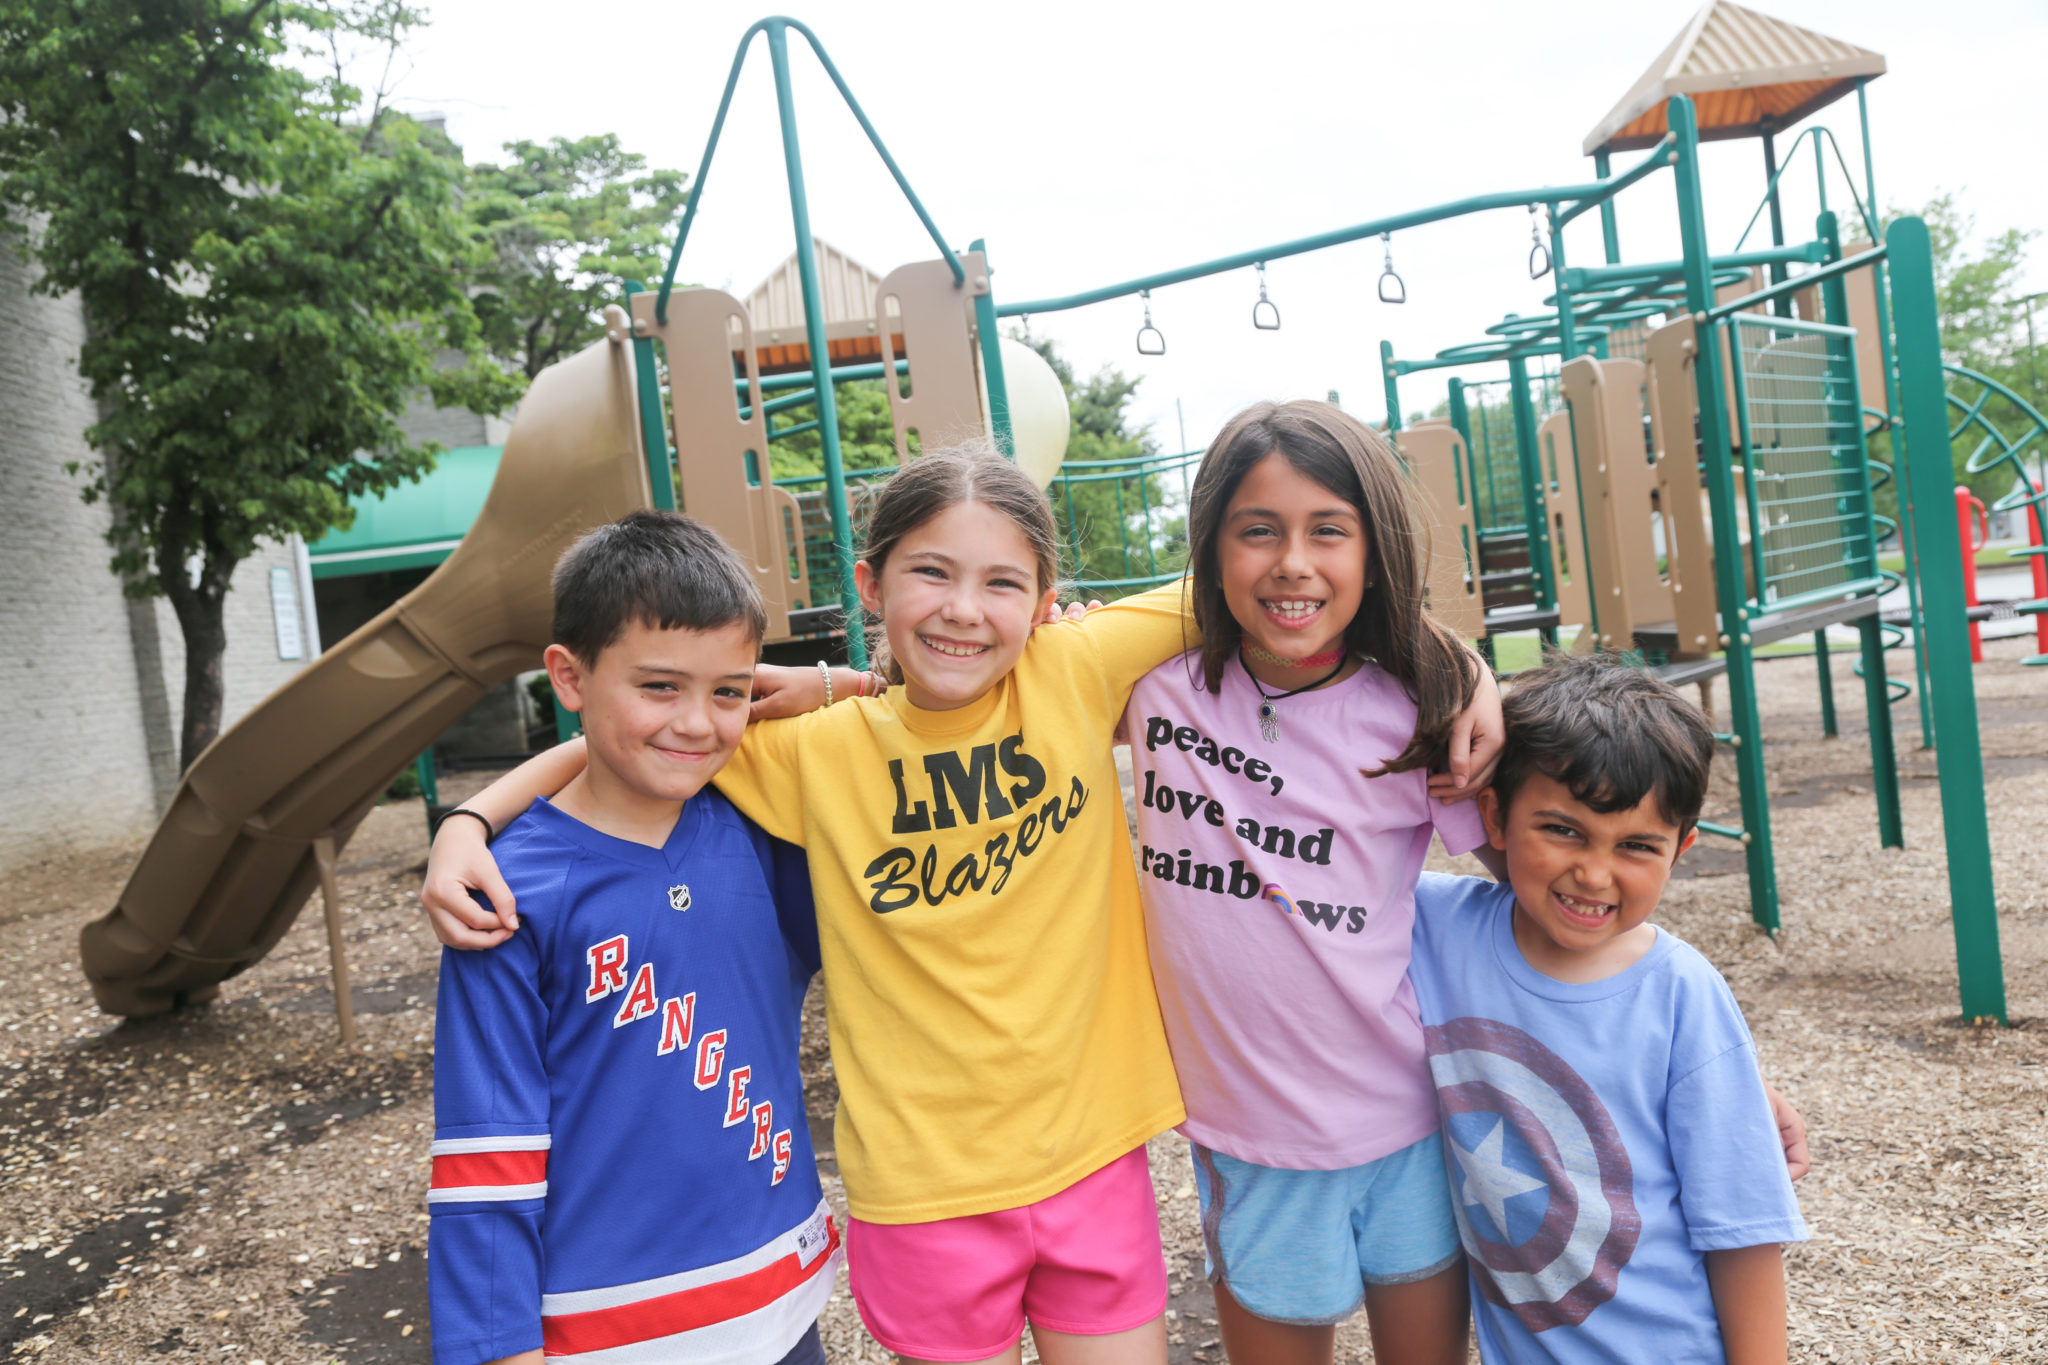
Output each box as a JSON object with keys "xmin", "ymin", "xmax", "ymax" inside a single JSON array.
[{"xmin": 816, "ymin": 659, "xmax": 834, "ymax": 707}]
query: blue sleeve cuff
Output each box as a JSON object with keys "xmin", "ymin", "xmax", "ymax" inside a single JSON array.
[{"xmin": 1688, "ymin": 1215, "xmax": 1812, "ymax": 1252}]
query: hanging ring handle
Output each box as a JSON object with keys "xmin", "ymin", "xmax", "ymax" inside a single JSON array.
[
  {"xmin": 1377, "ymin": 232, "xmax": 1406, "ymax": 305},
  {"xmin": 1528, "ymin": 205, "xmax": 1553, "ymax": 280},
  {"xmin": 1252, "ymin": 262, "xmax": 1281, "ymax": 331},
  {"xmin": 1136, "ymin": 288, "xmax": 1166, "ymax": 356}
]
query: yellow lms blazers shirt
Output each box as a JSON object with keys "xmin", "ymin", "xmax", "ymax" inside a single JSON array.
[{"xmin": 714, "ymin": 582, "xmax": 1195, "ymax": 1223}]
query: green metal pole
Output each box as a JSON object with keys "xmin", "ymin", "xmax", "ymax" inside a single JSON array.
[
  {"xmin": 1549, "ymin": 210, "xmax": 1579, "ymax": 361},
  {"xmin": 1812, "ymin": 127, "xmax": 1828, "ymax": 216},
  {"xmin": 1506, "ymin": 356, "xmax": 1552, "ymax": 614},
  {"xmin": 1856, "ymin": 79, "xmax": 1935, "ymax": 749},
  {"xmin": 1760, "ymin": 130, "xmax": 1794, "ymax": 321},
  {"xmin": 969, "ymin": 237, "xmax": 1014, "ymax": 456},
  {"xmin": 1788, "ymin": 183, "xmax": 1834, "ymax": 734},
  {"xmin": 622, "ymin": 281, "xmax": 677, "ymax": 512},
  {"xmin": 1888, "ymin": 216, "xmax": 2005, "ymax": 1023},
  {"xmin": 414, "ymin": 751, "xmax": 440, "ymax": 808},
  {"xmin": 1592, "ymin": 150, "xmax": 1621, "ymax": 264},
  {"xmin": 1823, "ymin": 215, "xmax": 1906, "ymax": 849},
  {"xmin": 1855, "ymin": 612, "xmax": 1903, "ymax": 846},
  {"xmin": 767, "ymin": 20, "xmax": 865, "ymax": 666},
  {"xmin": 1381, "ymin": 341, "xmax": 1402, "ymax": 433},
  {"xmin": 1671, "ymin": 95, "xmax": 1779, "ymax": 933}
]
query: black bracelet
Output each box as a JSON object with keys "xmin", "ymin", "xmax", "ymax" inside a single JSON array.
[{"xmin": 436, "ymin": 807, "xmax": 495, "ymax": 843}]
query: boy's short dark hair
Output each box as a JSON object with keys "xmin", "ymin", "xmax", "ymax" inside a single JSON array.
[
  {"xmin": 551, "ymin": 510, "xmax": 766, "ymax": 663},
  {"xmin": 1494, "ymin": 652, "xmax": 1715, "ymax": 836}
]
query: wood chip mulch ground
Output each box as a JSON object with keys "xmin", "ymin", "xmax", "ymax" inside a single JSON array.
[{"xmin": 2, "ymin": 638, "xmax": 2043, "ymax": 1363}]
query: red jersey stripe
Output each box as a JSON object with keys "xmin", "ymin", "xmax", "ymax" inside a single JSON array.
[
  {"xmin": 431, "ymin": 1148, "xmax": 549, "ymax": 1189},
  {"xmin": 541, "ymin": 1219, "xmax": 839, "ymax": 1355}
]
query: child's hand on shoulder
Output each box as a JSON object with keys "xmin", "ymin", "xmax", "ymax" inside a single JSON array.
[
  {"xmin": 1044, "ymin": 597, "xmax": 1103, "ymax": 624},
  {"xmin": 1429, "ymin": 661, "xmax": 1504, "ymax": 803},
  {"xmin": 422, "ymin": 815, "xmax": 518, "ymax": 949}
]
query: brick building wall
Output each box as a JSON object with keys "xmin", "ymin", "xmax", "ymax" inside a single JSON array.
[{"xmin": 0, "ymin": 242, "xmax": 312, "ymax": 876}]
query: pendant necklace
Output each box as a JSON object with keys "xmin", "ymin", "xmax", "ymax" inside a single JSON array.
[{"xmin": 1244, "ymin": 648, "xmax": 1349, "ymax": 743}]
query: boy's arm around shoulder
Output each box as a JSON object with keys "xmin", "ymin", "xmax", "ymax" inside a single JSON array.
[
  {"xmin": 421, "ymin": 740, "xmax": 587, "ymax": 948},
  {"xmin": 428, "ymin": 870, "xmax": 557, "ymax": 1365}
]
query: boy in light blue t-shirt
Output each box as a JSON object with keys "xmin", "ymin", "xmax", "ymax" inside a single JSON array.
[{"xmin": 1409, "ymin": 654, "xmax": 1806, "ymax": 1365}]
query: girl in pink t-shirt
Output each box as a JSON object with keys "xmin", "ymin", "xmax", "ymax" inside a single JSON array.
[{"xmin": 1126, "ymin": 400, "xmax": 1493, "ymax": 1365}]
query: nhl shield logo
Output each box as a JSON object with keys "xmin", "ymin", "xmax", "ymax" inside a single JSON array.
[
  {"xmin": 1425, "ymin": 1016, "xmax": 1640, "ymax": 1332},
  {"xmin": 667, "ymin": 885, "xmax": 691, "ymax": 912}
]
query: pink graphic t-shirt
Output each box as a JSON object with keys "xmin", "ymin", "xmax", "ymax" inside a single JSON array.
[{"xmin": 1125, "ymin": 652, "xmax": 1487, "ymax": 1169}]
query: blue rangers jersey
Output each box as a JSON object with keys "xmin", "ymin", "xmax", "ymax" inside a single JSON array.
[{"xmin": 428, "ymin": 792, "xmax": 838, "ymax": 1365}]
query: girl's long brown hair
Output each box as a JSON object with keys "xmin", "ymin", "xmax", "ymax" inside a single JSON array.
[
  {"xmin": 1185, "ymin": 400, "xmax": 1479, "ymax": 775},
  {"xmin": 858, "ymin": 443, "xmax": 1063, "ymax": 686}
]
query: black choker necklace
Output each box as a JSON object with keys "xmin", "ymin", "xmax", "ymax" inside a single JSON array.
[{"xmin": 1242, "ymin": 649, "xmax": 1348, "ymax": 742}]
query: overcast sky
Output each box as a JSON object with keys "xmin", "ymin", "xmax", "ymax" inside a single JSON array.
[{"xmin": 386, "ymin": 0, "xmax": 2046, "ymax": 452}]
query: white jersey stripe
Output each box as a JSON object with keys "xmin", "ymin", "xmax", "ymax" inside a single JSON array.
[
  {"xmin": 540, "ymin": 1199, "xmax": 831, "ymax": 1315},
  {"xmin": 427, "ymin": 1181, "xmax": 548, "ymax": 1204},
  {"xmin": 431, "ymin": 1134, "xmax": 551, "ymax": 1155}
]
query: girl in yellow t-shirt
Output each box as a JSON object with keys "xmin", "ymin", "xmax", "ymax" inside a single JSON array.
[{"xmin": 423, "ymin": 448, "xmax": 1502, "ymax": 1365}]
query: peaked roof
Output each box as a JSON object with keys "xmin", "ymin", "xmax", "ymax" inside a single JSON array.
[
  {"xmin": 1584, "ymin": 1, "xmax": 1884, "ymax": 156},
  {"xmin": 743, "ymin": 239, "xmax": 883, "ymax": 338}
]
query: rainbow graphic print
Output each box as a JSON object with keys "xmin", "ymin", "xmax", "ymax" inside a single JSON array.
[{"xmin": 1263, "ymin": 883, "xmax": 1301, "ymax": 917}]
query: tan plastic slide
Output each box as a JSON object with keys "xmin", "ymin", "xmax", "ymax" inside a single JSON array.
[{"xmin": 80, "ymin": 311, "xmax": 651, "ymax": 1017}]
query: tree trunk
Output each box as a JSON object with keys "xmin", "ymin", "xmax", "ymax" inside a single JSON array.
[{"xmin": 161, "ymin": 550, "xmax": 234, "ymax": 772}]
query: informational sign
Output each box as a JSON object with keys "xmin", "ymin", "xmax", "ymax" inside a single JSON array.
[{"xmin": 270, "ymin": 565, "xmax": 305, "ymax": 661}]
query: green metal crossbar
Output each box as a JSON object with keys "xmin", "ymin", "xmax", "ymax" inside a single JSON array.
[{"xmin": 994, "ymin": 140, "xmax": 1679, "ymax": 319}]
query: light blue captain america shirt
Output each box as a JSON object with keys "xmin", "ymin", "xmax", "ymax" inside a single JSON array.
[{"xmin": 1408, "ymin": 873, "xmax": 1807, "ymax": 1364}]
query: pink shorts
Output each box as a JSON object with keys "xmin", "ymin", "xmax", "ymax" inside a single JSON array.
[{"xmin": 846, "ymin": 1147, "xmax": 1168, "ymax": 1362}]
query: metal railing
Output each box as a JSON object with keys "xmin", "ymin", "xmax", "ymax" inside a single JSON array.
[{"xmin": 1727, "ymin": 313, "xmax": 1886, "ymax": 615}]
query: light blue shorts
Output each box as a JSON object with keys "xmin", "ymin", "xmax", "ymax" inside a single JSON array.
[{"xmin": 1190, "ymin": 1132, "xmax": 1461, "ymax": 1326}]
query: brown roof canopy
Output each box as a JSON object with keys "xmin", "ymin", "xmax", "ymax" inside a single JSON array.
[{"xmin": 1584, "ymin": 0, "xmax": 1885, "ymax": 157}]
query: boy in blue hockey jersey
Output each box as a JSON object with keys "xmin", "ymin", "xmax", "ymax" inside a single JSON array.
[
  {"xmin": 428, "ymin": 512, "xmax": 837, "ymax": 1365},
  {"xmin": 1409, "ymin": 654, "xmax": 1806, "ymax": 1365}
]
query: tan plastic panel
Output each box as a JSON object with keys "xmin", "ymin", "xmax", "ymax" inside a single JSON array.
[
  {"xmin": 79, "ymin": 317, "xmax": 651, "ymax": 1017},
  {"xmin": 1537, "ymin": 410, "xmax": 1594, "ymax": 648},
  {"xmin": 1843, "ymin": 262, "xmax": 1888, "ymax": 424},
  {"xmin": 633, "ymin": 288, "xmax": 810, "ymax": 641},
  {"xmin": 1560, "ymin": 357, "xmax": 1670, "ymax": 652},
  {"xmin": 877, "ymin": 252, "xmax": 990, "ymax": 460},
  {"xmin": 1645, "ymin": 318, "xmax": 1723, "ymax": 656},
  {"xmin": 1396, "ymin": 424, "xmax": 1485, "ymax": 639},
  {"xmin": 1715, "ymin": 268, "xmax": 1764, "ymax": 434}
]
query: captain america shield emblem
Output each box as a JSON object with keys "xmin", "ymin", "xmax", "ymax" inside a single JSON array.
[{"xmin": 1425, "ymin": 1016, "xmax": 1639, "ymax": 1331}]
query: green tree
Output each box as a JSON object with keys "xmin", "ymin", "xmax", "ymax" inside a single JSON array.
[
  {"xmin": 0, "ymin": 0, "xmax": 521, "ymax": 768},
  {"xmin": 767, "ymin": 378, "xmax": 899, "ymax": 480},
  {"xmin": 1850, "ymin": 194, "xmax": 2038, "ymax": 511},
  {"xmin": 466, "ymin": 135, "xmax": 690, "ymax": 380}
]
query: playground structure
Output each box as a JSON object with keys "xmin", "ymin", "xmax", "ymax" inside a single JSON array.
[{"xmin": 81, "ymin": 5, "xmax": 2043, "ymax": 1028}]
